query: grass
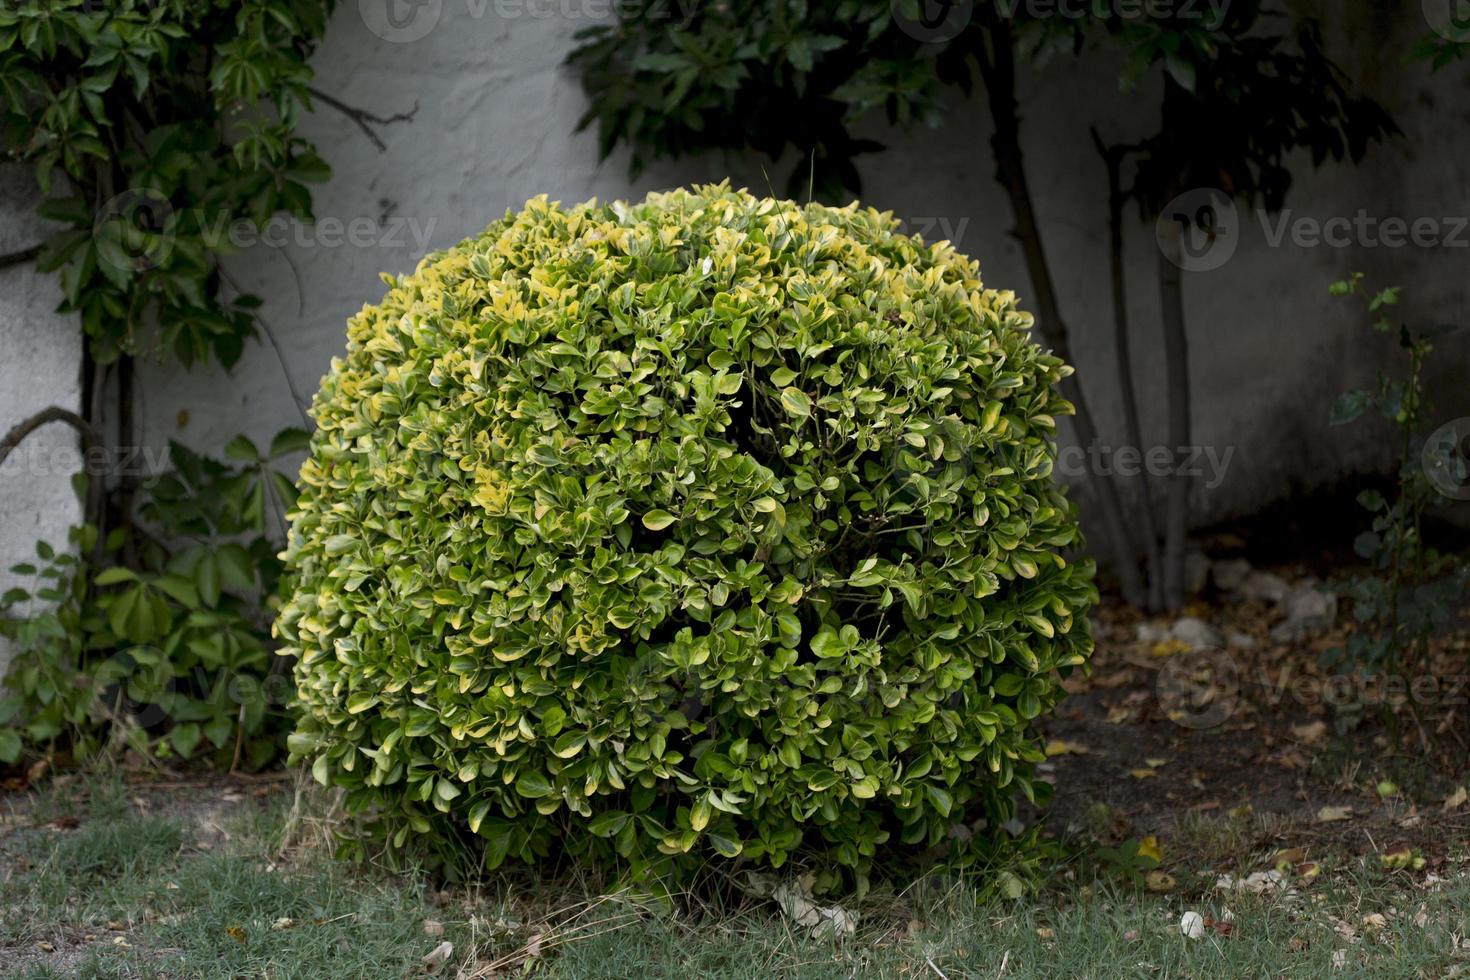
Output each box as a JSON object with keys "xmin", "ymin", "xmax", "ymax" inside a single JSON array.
[{"xmin": 1, "ymin": 776, "xmax": 1468, "ymax": 978}]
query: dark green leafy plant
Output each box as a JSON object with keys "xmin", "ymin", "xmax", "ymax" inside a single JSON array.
[
  {"xmin": 1093, "ymin": 837, "xmax": 1162, "ymax": 889},
  {"xmin": 0, "ymin": 431, "xmax": 305, "ymax": 770},
  {"xmin": 0, "ymin": 0, "xmax": 332, "ymax": 366},
  {"xmin": 278, "ymin": 185, "xmax": 1096, "ymax": 889},
  {"xmin": 1323, "ymin": 274, "xmax": 1468, "ymax": 739},
  {"xmin": 0, "ymin": 0, "xmax": 373, "ymax": 772}
]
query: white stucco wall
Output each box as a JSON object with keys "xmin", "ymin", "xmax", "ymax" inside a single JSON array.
[
  {"xmin": 1, "ymin": 167, "xmax": 83, "ymax": 672},
  {"xmin": 2, "ymin": 4, "xmax": 1467, "ymax": 675}
]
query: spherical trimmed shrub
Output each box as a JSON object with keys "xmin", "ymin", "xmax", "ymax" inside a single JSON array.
[{"xmin": 277, "ymin": 184, "xmax": 1096, "ymax": 883}]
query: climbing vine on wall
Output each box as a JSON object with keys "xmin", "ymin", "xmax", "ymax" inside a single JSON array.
[{"xmin": 0, "ymin": 0, "xmax": 407, "ymax": 770}]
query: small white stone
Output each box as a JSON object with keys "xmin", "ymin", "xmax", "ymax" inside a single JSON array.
[
  {"xmin": 1136, "ymin": 622, "xmax": 1169, "ymax": 644},
  {"xmin": 1269, "ymin": 585, "xmax": 1338, "ymax": 642},
  {"xmin": 1211, "ymin": 558, "xmax": 1252, "ymax": 592},
  {"xmin": 1171, "ymin": 616, "xmax": 1224, "ymax": 650},
  {"xmin": 1226, "ymin": 630, "xmax": 1258, "ymax": 650},
  {"xmin": 1241, "ymin": 570, "xmax": 1290, "ymax": 603}
]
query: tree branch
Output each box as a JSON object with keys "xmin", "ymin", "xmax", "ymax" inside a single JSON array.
[
  {"xmin": 0, "ymin": 406, "xmax": 100, "ymax": 470},
  {"xmin": 0, "ymin": 243, "xmax": 43, "ymax": 270},
  {"xmin": 306, "ymin": 87, "xmax": 417, "ymax": 152}
]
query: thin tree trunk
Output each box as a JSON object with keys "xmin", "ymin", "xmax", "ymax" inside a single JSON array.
[
  {"xmin": 83, "ymin": 355, "xmax": 111, "ymax": 565},
  {"xmin": 977, "ymin": 16, "xmax": 1147, "ymax": 607},
  {"xmin": 1092, "ymin": 130, "xmax": 1164, "ymax": 611},
  {"xmin": 1155, "ymin": 217, "xmax": 1191, "ymax": 611},
  {"xmin": 1153, "ymin": 74, "xmax": 1197, "ymax": 612}
]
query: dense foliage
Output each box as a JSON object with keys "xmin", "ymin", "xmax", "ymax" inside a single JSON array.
[
  {"xmin": 0, "ymin": 433, "xmax": 304, "ymax": 769},
  {"xmin": 568, "ymin": 0, "xmax": 952, "ymax": 200},
  {"xmin": 278, "ymin": 185, "xmax": 1096, "ymax": 885},
  {"xmin": 0, "ymin": 0, "xmax": 335, "ymax": 770},
  {"xmin": 0, "ymin": 0, "xmax": 333, "ymax": 365}
]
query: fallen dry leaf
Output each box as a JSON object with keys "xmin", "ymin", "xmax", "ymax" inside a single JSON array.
[
  {"xmin": 1379, "ymin": 845, "xmax": 1426, "ymax": 871},
  {"xmin": 1444, "ymin": 786, "xmax": 1468, "ymax": 812},
  {"xmin": 421, "ymin": 940, "xmax": 454, "ymax": 973},
  {"xmin": 1094, "ymin": 669, "xmax": 1136, "ymax": 689},
  {"xmin": 1216, "ymin": 870, "xmax": 1285, "ymax": 896},
  {"xmin": 1272, "ymin": 847, "xmax": 1306, "ymax": 869},
  {"xmin": 1146, "ymin": 870, "xmax": 1177, "ymax": 892},
  {"xmin": 1137, "ymin": 836, "xmax": 1164, "ymax": 863},
  {"xmin": 772, "ymin": 878, "xmax": 859, "ymax": 939},
  {"xmin": 1129, "ymin": 768, "xmax": 1158, "ymax": 780},
  {"xmin": 1044, "ymin": 739, "xmax": 1089, "ymax": 757},
  {"xmin": 1290, "ymin": 720, "xmax": 1328, "ymax": 745},
  {"xmin": 1317, "ymin": 805, "xmax": 1353, "ymax": 823},
  {"xmin": 423, "ymin": 919, "xmax": 444, "ymax": 938},
  {"xmin": 1152, "ymin": 638, "xmax": 1191, "ymax": 658}
]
